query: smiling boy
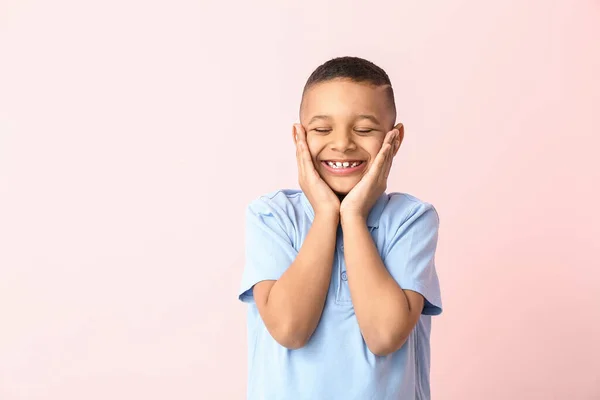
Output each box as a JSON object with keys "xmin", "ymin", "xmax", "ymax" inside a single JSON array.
[{"xmin": 238, "ymin": 56, "xmax": 443, "ymax": 400}]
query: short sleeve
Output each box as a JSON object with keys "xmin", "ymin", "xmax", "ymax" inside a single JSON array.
[
  {"xmin": 382, "ymin": 202, "xmax": 443, "ymax": 315},
  {"xmin": 238, "ymin": 198, "xmax": 298, "ymax": 303}
]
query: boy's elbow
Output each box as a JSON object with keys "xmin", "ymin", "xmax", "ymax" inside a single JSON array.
[
  {"xmin": 365, "ymin": 330, "xmax": 409, "ymax": 357},
  {"xmin": 271, "ymin": 322, "xmax": 311, "ymax": 350},
  {"xmin": 276, "ymin": 335, "xmax": 309, "ymax": 350}
]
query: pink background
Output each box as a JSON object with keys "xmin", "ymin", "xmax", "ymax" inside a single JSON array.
[{"xmin": 1, "ymin": 1, "xmax": 599, "ymax": 399}]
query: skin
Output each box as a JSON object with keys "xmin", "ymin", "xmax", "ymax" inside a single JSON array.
[{"xmin": 253, "ymin": 78, "xmax": 425, "ymax": 356}]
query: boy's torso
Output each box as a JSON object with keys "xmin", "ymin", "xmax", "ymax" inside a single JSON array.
[{"xmin": 244, "ymin": 189, "xmax": 435, "ymax": 400}]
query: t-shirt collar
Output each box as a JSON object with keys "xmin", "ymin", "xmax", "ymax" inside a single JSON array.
[{"xmin": 300, "ymin": 191, "xmax": 389, "ymax": 228}]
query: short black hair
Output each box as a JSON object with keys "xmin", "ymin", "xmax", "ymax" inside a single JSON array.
[{"xmin": 300, "ymin": 56, "xmax": 396, "ymax": 125}]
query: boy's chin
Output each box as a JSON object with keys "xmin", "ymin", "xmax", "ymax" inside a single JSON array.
[{"xmin": 327, "ymin": 181, "xmax": 357, "ymax": 197}]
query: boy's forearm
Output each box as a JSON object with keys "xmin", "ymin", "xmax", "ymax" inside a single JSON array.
[
  {"xmin": 340, "ymin": 214, "xmax": 411, "ymax": 355},
  {"xmin": 265, "ymin": 212, "xmax": 338, "ymax": 347}
]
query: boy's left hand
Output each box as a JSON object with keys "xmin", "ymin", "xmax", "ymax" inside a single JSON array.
[{"xmin": 340, "ymin": 128, "xmax": 400, "ymax": 220}]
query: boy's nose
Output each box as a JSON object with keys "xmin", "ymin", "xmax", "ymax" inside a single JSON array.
[{"xmin": 329, "ymin": 130, "xmax": 356, "ymax": 152}]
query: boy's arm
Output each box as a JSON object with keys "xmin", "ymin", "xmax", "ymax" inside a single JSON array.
[
  {"xmin": 341, "ymin": 214, "xmax": 424, "ymax": 357},
  {"xmin": 338, "ymin": 127, "xmax": 440, "ymax": 356},
  {"xmin": 252, "ymin": 123, "xmax": 341, "ymax": 350},
  {"xmin": 253, "ymin": 211, "xmax": 338, "ymax": 349}
]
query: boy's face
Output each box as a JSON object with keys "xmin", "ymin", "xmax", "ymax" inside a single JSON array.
[{"xmin": 298, "ymin": 78, "xmax": 402, "ymax": 195}]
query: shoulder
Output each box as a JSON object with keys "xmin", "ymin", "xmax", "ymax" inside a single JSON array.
[
  {"xmin": 247, "ymin": 188, "xmax": 304, "ymax": 215},
  {"xmin": 245, "ymin": 189, "xmax": 306, "ymax": 236},
  {"xmin": 380, "ymin": 192, "xmax": 440, "ymax": 234}
]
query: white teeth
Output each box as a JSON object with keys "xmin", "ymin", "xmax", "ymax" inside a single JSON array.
[{"xmin": 326, "ymin": 161, "xmax": 362, "ymax": 169}]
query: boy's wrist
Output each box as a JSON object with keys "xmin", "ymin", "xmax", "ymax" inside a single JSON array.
[
  {"xmin": 340, "ymin": 212, "xmax": 367, "ymax": 227},
  {"xmin": 314, "ymin": 210, "xmax": 340, "ymax": 224}
]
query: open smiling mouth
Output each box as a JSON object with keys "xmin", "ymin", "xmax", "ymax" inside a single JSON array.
[{"xmin": 320, "ymin": 160, "xmax": 366, "ymax": 175}]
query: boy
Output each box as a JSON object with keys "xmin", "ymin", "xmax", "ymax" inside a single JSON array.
[{"xmin": 238, "ymin": 56, "xmax": 443, "ymax": 400}]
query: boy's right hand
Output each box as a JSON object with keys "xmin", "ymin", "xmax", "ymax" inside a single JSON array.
[{"xmin": 294, "ymin": 123, "xmax": 340, "ymax": 218}]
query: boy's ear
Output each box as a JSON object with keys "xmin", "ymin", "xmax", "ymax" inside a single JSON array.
[{"xmin": 392, "ymin": 122, "xmax": 404, "ymax": 157}]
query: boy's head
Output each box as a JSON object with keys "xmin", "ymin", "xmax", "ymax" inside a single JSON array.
[{"xmin": 297, "ymin": 56, "xmax": 404, "ymax": 196}]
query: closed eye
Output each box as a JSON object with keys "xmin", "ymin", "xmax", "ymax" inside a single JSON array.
[
  {"xmin": 313, "ymin": 129, "xmax": 374, "ymax": 134},
  {"xmin": 354, "ymin": 129, "xmax": 376, "ymax": 136}
]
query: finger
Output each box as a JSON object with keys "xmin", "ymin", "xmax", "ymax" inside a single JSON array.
[
  {"xmin": 298, "ymin": 144, "xmax": 309, "ymax": 179},
  {"xmin": 294, "ymin": 126, "xmax": 305, "ymax": 178},
  {"xmin": 294, "ymin": 126, "xmax": 300, "ymax": 161},
  {"xmin": 295, "ymin": 124, "xmax": 304, "ymax": 149},
  {"xmin": 383, "ymin": 143, "xmax": 394, "ymax": 179},
  {"xmin": 296, "ymin": 125, "xmax": 315, "ymax": 172},
  {"xmin": 296, "ymin": 140, "xmax": 313, "ymax": 180},
  {"xmin": 378, "ymin": 129, "xmax": 397, "ymax": 175},
  {"xmin": 295, "ymin": 125, "xmax": 305, "ymax": 150},
  {"xmin": 294, "ymin": 126, "xmax": 300, "ymax": 159},
  {"xmin": 385, "ymin": 132, "xmax": 401, "ymax": 177},
  {"xmin": 368, "ymin": 142, "xmax": 390, "ymax": 179},
  {"xmin": 382, "ymin": 142, "xmax": 393, "ymax": 166},
  {"xmin": 298, "ymin": 125, "xmax": 316, "ymax": 176},
  {"xmin": 384, "ymin": 129, "xmax": 397, "ymax": 145},
  {"xmin": 299, "ymin": 140, "xmax": 317, "ymax": 177},
  {"xmin": 296, "ymin": 142, "xmax": 303, "ymax": 176},
  {"xmin": 292, "ymin": 125, "xmax": 298, "ymax": 144}
]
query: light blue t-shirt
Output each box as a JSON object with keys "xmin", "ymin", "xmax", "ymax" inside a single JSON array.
[{"xmin": 238, "ymin": 189, "xmax": 443, "ymax": 400}]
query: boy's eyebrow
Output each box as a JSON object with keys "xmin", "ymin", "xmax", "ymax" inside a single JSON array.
[
  {"xmin": 308, "ymin": 114, "xmax": 381, "ymax": 125},
  {"xmin": 356, "ymin": 114, "xmax": 381, "ymax": 125},
  {"xmin": 308, "ymin": 115, "xmax": 332, "ymax": 124}
]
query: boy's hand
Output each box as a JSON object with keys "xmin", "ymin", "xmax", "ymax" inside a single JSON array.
[
  {"xmin": 340, "ymin": 128, "xmax": 400, "ymax": 221},
  {"xmin": 294, "ymin": 124, "xmax": 340, "ymax": 217}
]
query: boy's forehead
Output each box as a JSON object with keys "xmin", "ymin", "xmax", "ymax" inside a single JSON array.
[{"xmin": 301, "ymin": 79, "xmax": 390, "ymax": 122}]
